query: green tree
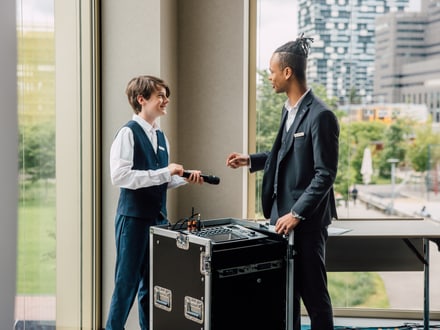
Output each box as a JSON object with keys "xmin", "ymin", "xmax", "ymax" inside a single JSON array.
[
  {"xmin": 334, "ymin": 122, "xmax": 354, "ymax": 200},
  {"xmin": 378, "ymin": 118, "xmax": 411, "ymax": 178},
  {"xmin": 407, "ymin": 120, "xmax": 440, "ymax": 172},
  {"xmin": 346, "ymin": 121, "xmax": 386, "ymax": 184},
  {"xmin": 19, "ymin": 121, "xmax": 56, "ymax": 186},
  {"xmin": 349, "ymin": 86, "xmax": 361, "ymax": 104}
]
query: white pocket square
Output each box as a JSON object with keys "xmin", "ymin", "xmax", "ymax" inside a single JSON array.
[{"xmin": 294, "ymin": 132, "xmax": 305, "ymax": 138}]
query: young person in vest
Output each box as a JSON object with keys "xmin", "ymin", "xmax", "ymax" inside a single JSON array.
[{"xmin": 106, "ymin": 75, "xmax": 204, "ymax": 330}]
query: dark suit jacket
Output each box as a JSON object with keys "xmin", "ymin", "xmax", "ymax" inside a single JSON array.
[{"xmin": 250, "ymin": 90, "xmax": 339, "ymax": 232}]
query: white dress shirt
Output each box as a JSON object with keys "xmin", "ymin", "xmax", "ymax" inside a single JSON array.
[
  {"xmin": 285, "ymin": 89, "xmax": 310, "ymax": 132},
  {"xmin": 110, "ymin": 114, "xmax": 186, "ymax": 190}
]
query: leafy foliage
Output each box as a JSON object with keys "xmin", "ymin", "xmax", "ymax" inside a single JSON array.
[
  {"xmin": 407, "ymin": 119, "xmax": 440, "ymax": 172},
  {"xmin": 377, "ymin": 118, "xmax": 412, "ymax": 178},
  {"xmin": 345, "ymin": 121, "xmax": 386, "ymax": 185},
  {"xmin": 328, "ymin": 272, "xmax": 389, "ymax": 308},
  {"xmin": 19, "ymin": 121, "xmax": 55, "ymax": 183}
]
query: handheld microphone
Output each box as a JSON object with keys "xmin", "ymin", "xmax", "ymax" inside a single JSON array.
[{"xmin": 182, "ymin": 171, "xmax": 220, "ymax": 185}]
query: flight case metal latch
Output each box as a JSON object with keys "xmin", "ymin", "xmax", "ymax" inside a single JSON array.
[
  {"xmin": 200, "ymin": 251, "xmax": 211, "ymax": 275},
  {"xmin": 176, "ymin": 232, "xmax": 189, "ymax": 250}
]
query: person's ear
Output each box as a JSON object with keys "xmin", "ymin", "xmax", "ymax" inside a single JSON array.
[
  {"xmin": 137, "ymin": 95, "xmax": 145, "ymax": 104},
  {"xmin": 284, "ymin": 66, "xmax": 293, "ymax": 80}
]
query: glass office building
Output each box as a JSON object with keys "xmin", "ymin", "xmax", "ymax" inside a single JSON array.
[
  {"xmin": 374, "ymin": 0, "xmax": 440, "ymax": 122},
  {"xmin": 298, "ymin": 0, "xmax": 410, "ymax": 104}
]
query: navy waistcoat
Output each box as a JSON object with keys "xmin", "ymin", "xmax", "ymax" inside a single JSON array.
[{"xmin": 116, "ymin": 120, "xmax": 168, "ymax": 221}]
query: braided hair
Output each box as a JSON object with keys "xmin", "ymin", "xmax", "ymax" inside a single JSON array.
[{"xmin": 274, "ymin": 33, "xmax": 314, "ymax": 84}]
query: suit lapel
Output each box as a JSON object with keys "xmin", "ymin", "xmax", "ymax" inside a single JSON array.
[
  {"xmin": 279, "ymin": 92, "xmax": 313, "ymax": 158},
  {"xmin": 291, "ymin": 92, "xmax": 312, "ymax": 133},
  {"xmin": 272, "ymin": 107, "xmax": 288, "ymax": 151}
]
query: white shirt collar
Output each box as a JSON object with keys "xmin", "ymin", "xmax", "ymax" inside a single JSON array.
[
  {"xmin": 284, "ymin": 89, "xmax": 310, "ymax": 132},
  {"xmin": 285, "ymin": 88, "xmax": 310, "ymax": 113},
  {"xmin": 132, "ymin": 114, "xmax": 159, "ymax": 134}
]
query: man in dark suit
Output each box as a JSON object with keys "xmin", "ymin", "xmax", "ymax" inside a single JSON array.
[{"xmin": 226, "ymin": 35, "xmax": 339, "ymax": 330}]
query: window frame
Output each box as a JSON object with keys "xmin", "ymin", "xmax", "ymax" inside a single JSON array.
[{"xmin": 55, "ymin": 0, "xmax": 101, "ymax": 328}]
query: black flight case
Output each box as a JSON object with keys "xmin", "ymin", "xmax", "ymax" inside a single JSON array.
[{"xmin": 150, "ymin": 217, "xmax": 291, "ymax": 330}]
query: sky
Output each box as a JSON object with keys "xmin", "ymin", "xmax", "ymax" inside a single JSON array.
[
  {"xmin": 16, "ymin": 0, "xmax": 54, "ymax": 27},
  {"xmin": 257, "ymin": 0, "xmax": 298, "ymax": 69}
]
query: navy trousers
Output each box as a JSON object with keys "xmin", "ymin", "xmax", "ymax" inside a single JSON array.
[
  {"xmin": 292, "ymin": 227, "xmax": 334, "ymax": 330},
  {"xmin": 106, "ymin": 214, "xmax": 166, "ymax": 330}
]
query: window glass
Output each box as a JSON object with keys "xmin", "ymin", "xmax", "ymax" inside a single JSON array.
[
  {"xmin": 256, "ymin": 0, "xmax": 440, "ymax": 314},
  {"xmin": 16, "ymin": 0, "xmax": 55, "ymax": 327}
]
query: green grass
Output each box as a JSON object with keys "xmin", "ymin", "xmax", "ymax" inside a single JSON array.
[
  {"xmin": 328, "ymin": 272, "xmax": 389, "ymax": 308},
  {"xmin": 17, "ymin": 180, "xmax": 56, "ymax": 294}
]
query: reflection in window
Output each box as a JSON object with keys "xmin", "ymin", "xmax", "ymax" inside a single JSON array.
[
  {"xmin": 16, "ymin": 0, "xmax": 55, "ymax": 327},
  {"xmin": 256, "ymin": 0, "xmax": 440, "ymax": 316}
]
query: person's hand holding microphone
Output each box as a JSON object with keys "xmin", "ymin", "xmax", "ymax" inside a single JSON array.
[{"xmin": 168, "ymin": 163, "xmax": 203, "ymax": 184}]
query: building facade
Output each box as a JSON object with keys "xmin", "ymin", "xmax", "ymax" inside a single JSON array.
[
  {"xmin": 298, "ymin": 0, "xmax": 410, "ymax": 104},
  {"xmin": 374, "ymin": 0, "xmax": 440, "ymax": 122}
]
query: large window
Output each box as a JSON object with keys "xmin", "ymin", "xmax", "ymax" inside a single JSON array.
[
  {"xmin": 256, "ymin": 0, "xmax": 440, "ymax": 318},
  {"xmin": 16, "ymin": 0, "xmax": 56, "ymax": 327},
  {"xmin": 15, "ymin": 0, "xmax": 100, "ymax": 328}
]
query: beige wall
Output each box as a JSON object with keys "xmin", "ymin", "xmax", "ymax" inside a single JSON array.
[
  {"xmin": 175, "ymin": 0, "xmax": 249, "ymax": 220},
  {"xmin": 101, "ymin": 0, "xmax": 249, "ymax": 327}
]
